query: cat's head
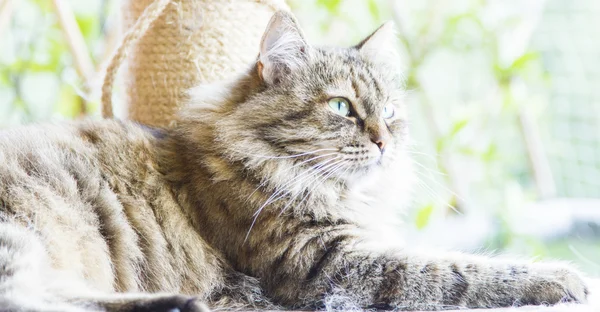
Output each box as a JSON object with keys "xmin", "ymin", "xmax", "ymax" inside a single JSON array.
[{"xmin": 188, "ymin": 11, "xmax": 408, "ymax": 185}]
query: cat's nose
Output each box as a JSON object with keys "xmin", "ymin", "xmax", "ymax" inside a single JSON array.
[{"xmin": 370, "ymin": 134, "xmax": 386, "ymax": 153}]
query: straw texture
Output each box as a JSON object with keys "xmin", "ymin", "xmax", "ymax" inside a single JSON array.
[{"xmin": 102, "ymin": 0, "xmax": 289, "ymax": 127}]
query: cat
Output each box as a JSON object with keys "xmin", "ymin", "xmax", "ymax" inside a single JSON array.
[{"xmin": 0, "ymin": 10, "xmax": 589, "ymax": 312}]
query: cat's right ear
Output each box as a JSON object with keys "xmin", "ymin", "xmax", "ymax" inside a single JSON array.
[{"xmin": 258, "ymin": 11, "xmax": 309, "ymax": 85}]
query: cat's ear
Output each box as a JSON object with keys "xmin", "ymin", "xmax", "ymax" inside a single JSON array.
[
  {"xmin": 258, "ymin": 11, "xmax": 309, "ymax": 85},
  {"xmin": 356, "ymin": 22, "xmax": 400, "ymax": 66}
]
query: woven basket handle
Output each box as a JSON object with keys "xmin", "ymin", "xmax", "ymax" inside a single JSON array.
[{"xmin": 101, "ymin": 0, "xmax": 172, "ymax": 118}]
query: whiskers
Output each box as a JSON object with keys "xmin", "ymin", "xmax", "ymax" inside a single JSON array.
[
  {"xmin": 279, "ymin": 159, "xmax": 353, "ymax": 217},
  {"xmin": 231, "ymin": 148, "xmax": 338, "ymax": 160},
  {"xmin": 405, "ymin": 148, "xmax": 464, "ymax": 215},
  {"xmin": 244, "ymin": 151, "xmax": 340, "ymax": 205},
  {"xmin": 244, "ymin": 152, "xmax": 350, "ymax": 242}
]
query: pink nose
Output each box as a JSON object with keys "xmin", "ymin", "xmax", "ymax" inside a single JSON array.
[{"xmin": 370, "ymin": 133, "xmax": 386, "ymax": 153}]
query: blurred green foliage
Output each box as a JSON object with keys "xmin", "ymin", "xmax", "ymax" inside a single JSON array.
[{"xmin": 0, "ymin": 0, "xmax": 109, "ymax": 125}]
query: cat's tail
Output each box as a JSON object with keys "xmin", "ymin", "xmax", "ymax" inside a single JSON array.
[
  {"xmin": 0, "ymin": 222, "xmax": 88, "ymax": 311},
  {"xmin": 0, "ymin": 222, "xmax": 211, "ymax": 312}
]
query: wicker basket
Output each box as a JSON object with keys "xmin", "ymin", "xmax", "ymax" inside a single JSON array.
[{"xmin": 102, "ymin": 0, "xmax": 289, "ymax": 127}]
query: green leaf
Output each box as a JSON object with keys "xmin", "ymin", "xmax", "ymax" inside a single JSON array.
[
  {"xmin": 481, "ymin": 144, "xmax": 497, "ymax": 162},
  {"xmin": 27, "ymin": 63, "xmax": 57, "ymax": 72},
  {"xmin": 31, "ymin": 0, "xmax": 52, "ymax": 13},
  {"xmin": 449, "ymin": 118, "xmax": 468, "ymax": 139},
  {"xmin": 415, "ymin": 204, "xmax": 434, "ymax": 229},
  {"xmin": 55, "ymin": 85, "xmax": 81, "ymax": 118},
  {"xmin": 316, "ymin": 0, "xmax": 343, "ymax": 13},
  {"xmin": 75, "ymin": 15, "xmax": 98, "ymax": 40},
  {"xmin": 456, "ymin": 147, "xmax": 477, "ymax": 156},
  {"xmin": 509, "ymin": 51, "xmax": 539, "ymax": 71},
  {"xmin": 0, "ymin": 73, "xmax": 8, "ymax": 86},
  {"xmin": 435, "ymin": 138, "xmax": 445, "ymax": 154},
  {"xmin": 368, "ymin": 0, "xmax": 380, "ymax": 21}
]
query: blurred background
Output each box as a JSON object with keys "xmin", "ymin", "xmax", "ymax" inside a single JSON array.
[{"xmin": 0, "ymin": 0, "xmax": 598, "ymax": 276}]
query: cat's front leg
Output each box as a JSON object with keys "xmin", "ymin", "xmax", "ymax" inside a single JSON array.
[
  {"xmin": 362, "ymin": 253, "xmax": 590, "ymax": 310},
  {"xmin": 271, "ymin": 235, "xmax": 589, "ymax": 310}
]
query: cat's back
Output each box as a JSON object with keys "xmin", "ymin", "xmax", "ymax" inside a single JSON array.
[
  {"xmin": 0, "ymin": 119, "xmax": 167, "ymax": 292},
  {"xmin": 1, "ymin": 118, "xmax": 156, "ymax": 171},
  {"xmin": 0, "ymin": 119, "xmax": 160, "ymax": 192}
]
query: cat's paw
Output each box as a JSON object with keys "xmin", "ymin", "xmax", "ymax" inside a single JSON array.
[
  {"xmin": 520, "ymin": 263, "xmax": 589, "ymax": 306},
  {"xmin": 122, "ymin": 295, "xmax": 210, "ymax": 312}
]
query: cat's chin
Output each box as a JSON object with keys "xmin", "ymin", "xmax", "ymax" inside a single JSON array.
[{"xmin": 341, "ymin": 158, "xmax": 386, "ymax": 181}]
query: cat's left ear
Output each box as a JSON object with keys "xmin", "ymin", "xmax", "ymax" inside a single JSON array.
[
  {"xmin": 356, "ymin": 21, "xmax": 400, "ymax": 66},
  {"xmin": 258, "ymin": 11, "xmax": 309, "ymax": 85}
]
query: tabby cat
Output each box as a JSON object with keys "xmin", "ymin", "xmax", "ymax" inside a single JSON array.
[{"xmin": 0, "ymin": 11, "xmax": 588, "ymax": 312}]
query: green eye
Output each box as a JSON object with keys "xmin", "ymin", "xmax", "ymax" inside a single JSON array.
[
  {"xmin": 328, "ymin": 98, "xmax": 351, "ymax": 117},
  {"xmin": 382, "ymin": 104, "xmax": 395, "ymax": 119}
]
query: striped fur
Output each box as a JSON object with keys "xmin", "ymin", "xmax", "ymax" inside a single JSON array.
[{"xmin": 0, "ymin": 11, "xmax": 588, "ymax": 311}]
